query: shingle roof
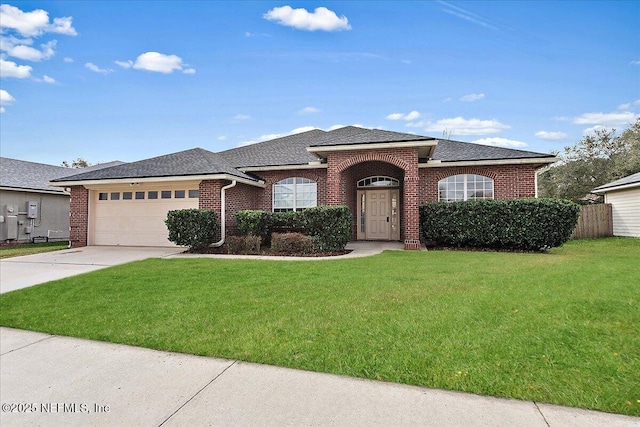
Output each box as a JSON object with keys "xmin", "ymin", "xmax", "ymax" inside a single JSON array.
[
  {"xmin": 51, "ymin": 148, "xmax": 254, "ymax": 182},
  {"xmin": 309, "ymin": 126, "xmax": 435, "ymax": 147},
  {"xmin": 592, "ymin": 171, "xmax": 640, "ymax": 192},
  {"xmin": 50, "ymin": 126, "xmax": 556, "ymax": 183},
  {"xmin": 219, "ymin": 129, "xmax": 326, "ymax": 168},
  {"xmin": 432, "ymin": 139, "xmax": 555, "ymax": 162},
  {"xmin": 0, "ymin": 158, "xmax": 123, "ymax": 193}
]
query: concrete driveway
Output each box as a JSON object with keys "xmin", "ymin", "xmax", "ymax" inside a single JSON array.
[{"xmin": 0, "ymin": 246, "xmax": 184, "ymax": 294}]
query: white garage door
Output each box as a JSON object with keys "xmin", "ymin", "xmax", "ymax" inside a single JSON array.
[{"xmin": 90, "ymin": 186, "xmax": 199, "ymax": 247}]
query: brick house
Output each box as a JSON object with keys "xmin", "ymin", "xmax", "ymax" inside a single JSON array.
[{"xmin": 50, "ymin": 126, "xmax": 556, "ymax": 249}]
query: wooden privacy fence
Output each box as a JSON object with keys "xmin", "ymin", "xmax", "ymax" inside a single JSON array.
[{"xmin": 571, "ymin": 203, "xmax": 613, "ymax": 239}]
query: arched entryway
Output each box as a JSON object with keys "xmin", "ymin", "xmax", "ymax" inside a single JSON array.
[{"xmin": 338, "ymin": 160, "xmax": 406, "ymax": 242}]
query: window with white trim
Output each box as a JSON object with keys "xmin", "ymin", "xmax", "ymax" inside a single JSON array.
[
  {"xmin": 438, "ymin": 174, "xmax": 494, "ymax": 202},
  {"xmin": 273, "ymin": 177, "xmax": 317, "ymax": 212}
]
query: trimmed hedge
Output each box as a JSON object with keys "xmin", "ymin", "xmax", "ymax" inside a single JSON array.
[
  {"xmin": 227, "ymin": 235, "xmax": 261, "ymax": 255},
  {"xmin": 271, "ymin": 232, "xmax": 315, "ymax": 255},
  {"xmin": 165, "ymin": 209, "xmax": 219, "ymax": 250},
  {"xmin": 419, "ymin": 199, "xmax": 580, "ymax": 251},
  {"xmin": 234, "ymin": 206, "xmax": 352, "ymax": 252}
]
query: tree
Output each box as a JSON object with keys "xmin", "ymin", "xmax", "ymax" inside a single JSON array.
[
  {"xmin": 61, "ymin": 158, "xmax": 91, "ymax": 168},
  {"xmin": 539, "ymin": 119, "xmax": 640, "ymax": 202}
]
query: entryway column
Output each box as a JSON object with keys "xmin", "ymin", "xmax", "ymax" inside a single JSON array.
[
  {"xmin": 403, "ymin": 170, "xmax": 421, "ymax": 250},
  {"xmin": 326, "ymin": 156, "xmax": 342, "ymax": 206}
]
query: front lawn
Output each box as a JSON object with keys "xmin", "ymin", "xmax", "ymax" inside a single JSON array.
[
  {"xmin": 1, "ymin": 238, "xmax": 638, "ymax": 416},
  {"xmin": 0, "ymin": 241, "xmax": 69, "ymax": 259}
]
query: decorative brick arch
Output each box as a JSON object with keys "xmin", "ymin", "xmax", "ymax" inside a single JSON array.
[
  {"xmin": 336, "ymin": 152, "xmax": 412, "ymax": 175},
  {"xmin": 431, "ymin": 168, "xmax": 498, "ymax": 182}
]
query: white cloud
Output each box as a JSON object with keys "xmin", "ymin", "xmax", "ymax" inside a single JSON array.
[
  {"xmin": 298, "ymin": 106, "xmax": 320, "ymax": 114},
  {"xmin": 63, "ymin": 57, "xmax": 73, "ymax": 63},
  {"xmin": 386, "ymin": 110, "xmax": 421, "ymax": 121},
  {"xmin": 217, "ymin": 135, "xmax": 227, "ymax": 141},
  {"xmin": 264, "ymin": 6, "xmax": 351, "ymax": 32},
  {"xmin": 573, "ymin": 111, "xmax": 639, "ymax": 127},
  {"xmin": 131, "ymin": 52, "xmax": 194, "ymax": 74},
  {"xmin": 630, "ymin": 60, "xmax": 640, "ymax": 66},
  {"xmin": 245, "ymin": 32, "xmax": 271, "ymax": 38},
  {"xmin": 1, "ymin": 89, "xmax": 16, "ymax": 105},
  {"xmin": 233, "ymin": 114, "xmax": 251, "ymax": 121},
  {"xmin": 85, "ymin": 62, "xmax": 112, "ymax": 74},
  {"xmin": 472, "ymin": 137, "xmax": 527, "ymax": 148},
  {"xmin": 424, "ymin": 116, "xmax": 510, "ymax": 135},
  {"xmin": 0, "ymin": 58, "xmax": 32, "ymax": 78},
  {"xmin": 1, "ymin": 39, "xmax": 57, "ymax": 61},
  {"xmin": 115, "ymin": 60, "xmax": 133, "ymax": 69},
  {"xmin": 0, "ymin": 89, "xmax": 15, "ymax": 113},
  {"xmin": 0, "ymin": 4, "xmax": 76, "ymax": 37},
  {"xmin": 43, "ymin": 75, "xmax": 55, "ymax": 83},
  {"xmin": 535, "ymin": 130, "xmax": 568, "ymax": 140},
  {"xmin": 459, "ymin": 93, "xmax": 485, "ymax": 102}
]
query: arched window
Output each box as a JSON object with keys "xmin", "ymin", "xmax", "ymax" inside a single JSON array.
[
  {"xmin": 273, "ymin": 177, "xmax": 317, "ymax": 212},
  {"xmin": 438, "ymin": 174, "xmax": 494, "ymax": 202},
  {"xmin": 357, "ymin": 176, "xmax": 399, "ymax": 188}
]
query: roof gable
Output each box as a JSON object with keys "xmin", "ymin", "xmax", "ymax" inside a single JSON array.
[{"xmin": 52, "ymin": 148, "xmax": 254, "ymax": 183}]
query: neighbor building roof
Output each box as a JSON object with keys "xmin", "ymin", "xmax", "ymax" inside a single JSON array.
[
  {"xmin": 592, "ymin": 171, "xmax": 640, "ymax": 193},
  {"xmin": 0, "ymin": 157, "xmax": 123, "ymax": 194}
]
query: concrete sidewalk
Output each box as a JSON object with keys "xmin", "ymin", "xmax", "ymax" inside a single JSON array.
[{"xmin": 1, "ymin": 328, "xmax": 637, "ymax": 427}]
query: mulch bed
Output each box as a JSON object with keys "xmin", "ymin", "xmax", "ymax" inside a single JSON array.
[{"xmin": 186, "ymin": 246, "xmax": 351, "ymax": 257}]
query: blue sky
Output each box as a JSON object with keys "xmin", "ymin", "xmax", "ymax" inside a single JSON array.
[{"xmin": 1, "ymin": 1, "xmax": 639, "ymax": 165}]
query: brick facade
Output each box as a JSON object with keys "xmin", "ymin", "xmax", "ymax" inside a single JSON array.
[
  {"xmin": 69, "ymin": 186, "xmax": 89, "ymax": 248},
  {"xmin": 67, "ymin": 155, "xmax": 540, "ymax": 250},
  {"xmin": 419, "ymin": 164, "xmax": 538, "ymax": 203}
]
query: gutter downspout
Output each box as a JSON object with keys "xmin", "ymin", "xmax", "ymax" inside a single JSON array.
[{"xmin": 211, "ymin": 180, "xmax": 237, "ymax": 247}]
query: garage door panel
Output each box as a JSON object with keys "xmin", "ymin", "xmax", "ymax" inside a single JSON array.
[{"xmin": 91, "ymin": 192, "xmax": 199, "ymax": 247}]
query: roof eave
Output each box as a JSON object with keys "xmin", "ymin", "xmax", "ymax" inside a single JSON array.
[
  {"xmin": 0, "ymin": 185, "xmax": 69, "ymax": 195},
  {"xmin": 49, "ymin": 173, "xmax": 265, "ymax": 188},
  {"xmin": 420, "ymin": 157, "xmax": 559, "ymax": 168},
  {"xmin": 592, "ymin": 181, "xmax": 640, "ymax": 194},
  {"xmin": 238, "ymin": 162, "xmax": 327, "ymax": 172}
]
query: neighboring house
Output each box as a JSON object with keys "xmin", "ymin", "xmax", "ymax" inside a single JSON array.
[
  {"xmin": 0, "ymin": 157, "xmax": 122, "ymax": 243},
  {"xmin": 592, "ymin": 172, "xmax": 640, "ymax": 238},
  {"xmin": 50, "ymin": 126, "xmax": 557, "ymax": 249}
]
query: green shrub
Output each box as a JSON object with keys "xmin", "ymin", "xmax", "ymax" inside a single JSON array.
[
  {"xmin": 271, "ymin": 232, "xmax": 315, "ymax": 255},
  {"xmin": 301, "ymin": 206, "xmax": 352, "ymax": 252},
  {"xmin": 227, "ymin": 235, "xmax": 261, "ymax": 255},
  {"xmin": 420, "ymin": 199, "xmax": 580, "ymax": 251},
  {"xmin": 234, "ymin": 206, "xmax": 352, "ymax": 252},
  {"xmin": 165, "ymin": 209, "xmax": 219, "ymax": 251},
  {"xmin": 234, "ymin": 210, "xmax": 272, "ymax": 245}
]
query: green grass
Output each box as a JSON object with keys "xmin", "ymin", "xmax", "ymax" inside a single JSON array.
[
  {"xmin": 0, "ymin": 241, "xmax": 69, "ymax": 259},
  {"xmin": 1, "ymin": 238, "xmax": 639, "ymax": 416}
]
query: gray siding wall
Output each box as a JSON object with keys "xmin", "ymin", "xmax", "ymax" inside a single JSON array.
[{"xmin": 0, "ymin": 190, "xmax": 70, "ymax": 242}]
